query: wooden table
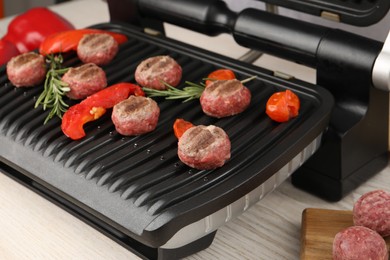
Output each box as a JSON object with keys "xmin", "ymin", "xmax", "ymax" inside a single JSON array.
[{"xmin": 0, "ymin": 1, "xmax": 389, "ymax": 259}]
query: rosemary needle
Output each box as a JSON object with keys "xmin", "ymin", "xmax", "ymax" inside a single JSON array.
[{"xmin": 34, "ymin": 54, "xmax": 70, "ymax": 124}]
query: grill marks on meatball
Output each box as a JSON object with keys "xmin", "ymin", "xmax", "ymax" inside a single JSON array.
[
  {"xmin": 200, "ymin": 79, "xmax": 252, "ymax": 118},
  {"xmin": 6, "ymin": 52, "xmax": 47, "ymax": 87},
  {"xmin": 135, "ymin": 55, "xmax": 182, "ymax": 90},
  {"xmin": 180, "ymin": 126, "xmax": 216, "ymax": 155},
  {"xmin": 112, "ymin": 96, "xmax": 160, "ymax": 136},
  {"xmin": 178, "ymin": 125, "xmax": 231, "ymax": 170},
  {"xmin": 77, "ymin": 33, "xmax": 119, "ymax": 66},
  {"xmin": 62, "ymin": 63, "xmax": 107, "ymax": 100}
]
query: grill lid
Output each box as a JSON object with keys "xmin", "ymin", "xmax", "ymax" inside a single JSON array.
[
  {"xmin": 257, "ymin": 0, "xmax": 390, "ymax": 26},
  {"xmin": 0, "ymin": 23, "xmax": 333, "ymax": 248}
]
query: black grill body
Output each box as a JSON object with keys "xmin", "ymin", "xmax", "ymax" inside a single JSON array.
[{"xmin": 1, "ymin": 22, "xmax": 333, "ymax": 259}]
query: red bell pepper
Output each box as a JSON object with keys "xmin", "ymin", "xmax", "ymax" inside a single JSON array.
[
  {"xmin": 266, "ymin": 89, "xmax": 300, "ymax": 123},
  {"xmin": 0, "ymin": 38, "xmax": 20, "ymax": 66},
  {"xmin": 61, "ymin": 83, "xmax": 145, "ymax": 140},
  {"xmin": 2, "ymin": 7, "xmax": 74, "ymax": 57},
  {"xmin": 39, "ymin": 29, "xmax": 128, "ymax": 55},
  {"xmin": 173, "ymin": 118, "xmax": 194, "ymax": 139}
]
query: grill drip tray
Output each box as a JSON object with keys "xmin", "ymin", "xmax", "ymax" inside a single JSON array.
[{"xmin": 0, "ymin": 23, "xmax": 333, "ymax": 259}]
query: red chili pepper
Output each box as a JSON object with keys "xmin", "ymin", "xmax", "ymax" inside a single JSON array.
[
  {"xmin": 266, "ymin": 89, "xmax": 300, "ymax": 123},
  {"xmin": 173, "ymin": 118, "xmax": 194, "ymax": 139},
  {"xmin": 61, "ymin": 83, "xmax": 145, "ymax": 140},
  {"xmin": 39, "ymin": 29, "xmax": 128, "ymax": 55},
  {"xmin": 205, "ymin": 69, "xmax": 236, "ymax": 86},
  {"xmin": 2, "ymin": 7, "xmax": 74, "ymax": 55}
]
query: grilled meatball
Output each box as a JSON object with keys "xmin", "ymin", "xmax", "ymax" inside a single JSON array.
[
  {"xmin": 6, "ymin": 52, "xmax": 46, "ymax": 87},
  {"xmin": 135, "ymin": 55, "xmax": 182, "ymax": 90},
  {"xmin": 332, "ymin": 226, "xmax": 388, "ymax": 260},
  {"xmin": 178, "ymin": 125, "xmax": 231, "ymax": 170},
  {"xmin": 77, "ymin": 33, "xmax": 119, "ymax": 66},
  {"xmin": 200, "ymin": 79, "xmax": 251, "ymax": 118},
  {"xmin": 62, "ymin": 63, "xmax": 107, "ymax": 100},
  {"xmin": 112, "ymin": 95, "xmax": 160, "ymax": 136},
  {"xmin": 353, "ymin": 189, "xmax": 390, "ymax": 237}
]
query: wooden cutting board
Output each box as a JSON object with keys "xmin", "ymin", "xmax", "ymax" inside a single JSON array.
[{"xmin": 300, "ymin": 208, "xmax": 390, "ymax": 260}]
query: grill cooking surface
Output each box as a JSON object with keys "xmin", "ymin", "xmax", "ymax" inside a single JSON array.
[{"xmin": 0, "ymin": 23, "xmax": 333, "ymax": 247}]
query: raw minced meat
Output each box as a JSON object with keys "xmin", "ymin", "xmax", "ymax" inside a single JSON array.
[
  {"xmin": 111, "ymin": 95, "xmax": 160, "ymax": 136},
  {"xmin": 200, "ymin": 79, "xmax": 251, "ymax": 118},
  {"xmin": 6, "ymin": 52, "xmax": 46, "ymax": 87},
  {"xmin": 353, "ymin": 189, "xmax": 390, "ymax": 237},
  {"xmin": 62, "ymin": 63, "xmax": 107, "ymax": 100},
  {"xmin": 135, "ymin": 55, "xmax": 182, "ymax": 90},
  {"xmin": 178, "ymin": 125, "xmax": 231, "ymax": 170}
]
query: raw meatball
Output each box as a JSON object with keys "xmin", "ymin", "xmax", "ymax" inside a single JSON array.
[
  {"xmin": 62, "ymin": 63, "xmax": 107, "ymax": 100},
  {"xmin": 353, "ymin": 189, "xmax": 390, "ymax": 237},
  {"xmin": 200, "ymin": 79, "xmax": 251, "ymax": 118},
  {"xmin": 178, "ymin": 125, "xmax": 231, "ymax": 170},
  {"xmin": 332, "ymin": 226, "xmax": 388, "ymax": 260},
  {"xmin": 112, "ymin": 95, "xmax": 160, "ymax": 136},
  {"xmin": 77, "ymin": 33, "xmax": 119, "ymax": 66},
  {"xmin": 135, "ymin": 55, "xmax": 182, "ymax": 90},
  {"xmin": 6, "ymin": 52, "xmax": 46, "ymax": 87}
]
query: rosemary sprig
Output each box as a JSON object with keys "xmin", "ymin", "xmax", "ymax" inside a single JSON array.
[
  {"xmin": 142, "ymin": 75, "xmax": 257, "ymax": 102},
  {"xmin": 143, "ymin": 81, "xmax": 205, "ymax": 102},
  {"xmin": 34, "ymin": 54, "xmax": 70, "ymax": 124}
]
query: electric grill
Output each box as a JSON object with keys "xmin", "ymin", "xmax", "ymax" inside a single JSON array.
[{"xmin": 0, "ymin": 0, "xmax": 389, "ymax": 259}]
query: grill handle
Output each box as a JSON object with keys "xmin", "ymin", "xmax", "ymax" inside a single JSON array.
[
  {"xmin": 233, "ymin": 8, "xmax": 329, "ymax": 67},
  {"xmin": 137, "ymin": 0, "xmax": 235, "ymax": 35}
]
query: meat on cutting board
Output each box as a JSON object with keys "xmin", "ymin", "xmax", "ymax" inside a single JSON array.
[
  {"xmin": 353, "ymin": 189, "xmax": 390, "ymax": 237},
  {"xmin": 332, "ymin": 225, "xmax": 388, "ymax": 260}
]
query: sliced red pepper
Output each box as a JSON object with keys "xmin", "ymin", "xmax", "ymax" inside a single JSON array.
[
  {"xmin": 266, "ymin": 89, "xmax": 300, "ymax": 123},
  {"xmin": 205, "ymin": 69, "xmax": 236, "ymax": 87},
  {"xmin": 61, "ymin": 103, "xmax": 106, "ymax": 140},
  {"xmin": 173, "ymin": 118, "xmax": 194, "ymax": 139},
  {"xmin": 39, "ymin": 29, "xmax": 128, "ymax": 55},
  {"xmin": 61, "ymin": 83, "xmax": 144, "ymax": 140}
]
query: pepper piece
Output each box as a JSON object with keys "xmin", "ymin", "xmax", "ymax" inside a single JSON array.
[
  {"xmin": 173, "ymin": 118, "xmax": 194, "ymax": 139},
  {"xmin": 0, "ymin": 39, "xmax": 20, "ymax": 66},
  {"xmin": 61, "ymin": 83, "xmax": 145, "ymax": 140},
  {"xmin": 40, "ymin": 29, "xmax": 128, "ymax": 55},
  {"xmin": 3, "ymin": 7, "xmax": 74, "ymax": 54},
  {"xmin": 205, "ymin": 69, "xmax": 236, "ymax": 87},
  {"xmin": 266, "ymin": 89, "xmax": 300, "ymax": 123}
]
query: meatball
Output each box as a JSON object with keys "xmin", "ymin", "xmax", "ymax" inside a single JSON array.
[
  {"xmin": 6, "ymin": 52, "xmax": 46, "ymax": 87},
  {"xmin": 353, "ymin": 189, "xmax": 390, "ymax": 237},
  {"xmin": 77, "ymin": 33, "xmax": 119, "ymax": 66},
  {"xmin": 332, "ymin": 226, "xmax": 388, "ymax": 260},
  {"xmin": 135, "ymin": 55, "xmax": 182, "ymax": 90},
  {"xmin": 200, "ymin": 79, "xmax": 251, "ymax": 118},
  {"xmin": 112, "ymin": 95, "xmax": 160, "ymax": 136},
  {"xmin": 62, "ymin": 63, "xmax": 107, "ymax": 100},
  {"xmin": 178, "ymin": 125, "xmax": 231, "ymax": 170}
]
